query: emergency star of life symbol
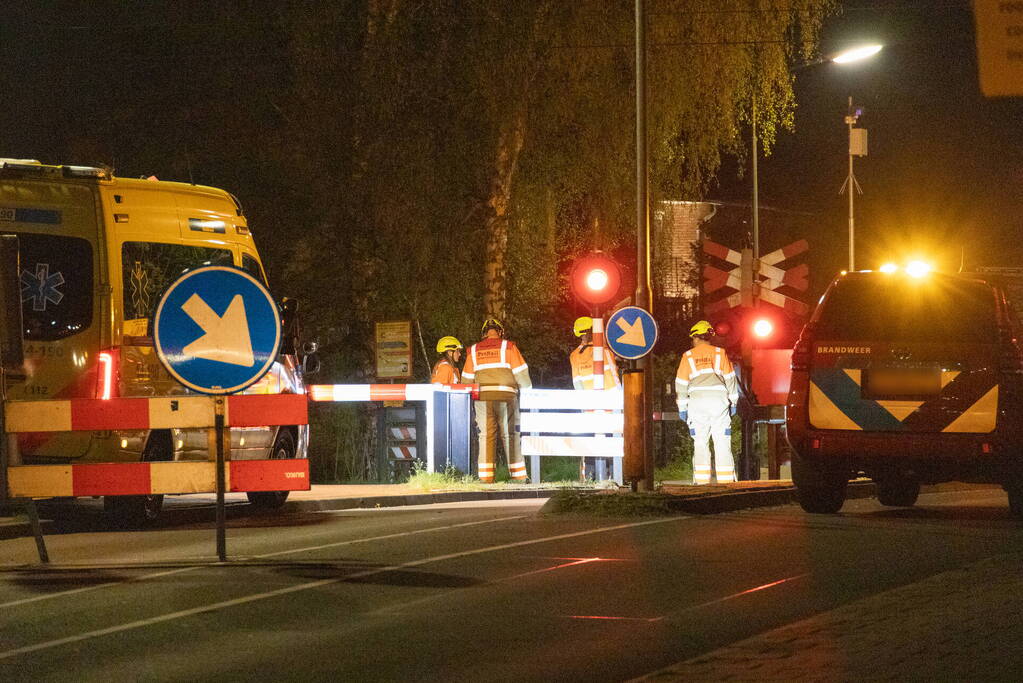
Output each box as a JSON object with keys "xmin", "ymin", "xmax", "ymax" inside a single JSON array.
[{"xmin": 21, "ymin": 263, "xmax": 65, "ymax": 311}]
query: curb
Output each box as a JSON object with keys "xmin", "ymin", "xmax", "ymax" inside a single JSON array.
[
  {"xmin": 278, "ymin": 487, "xmax": 555, "ymax": 513},
  {"xmin": 666, "ymin": 480, "xmax": 876, "ymax": 515},
  {"xmin": 541, "ymin": 481, "xmax": 877, "ymax": 516},
  {"xmin": 0, "ymin": 488, "xmax": 558, "ymax": 541}
]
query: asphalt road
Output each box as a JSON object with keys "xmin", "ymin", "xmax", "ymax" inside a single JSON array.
[{"xmin": 1, "ymin": 487, "xmax": 1022, "ymax": 681}]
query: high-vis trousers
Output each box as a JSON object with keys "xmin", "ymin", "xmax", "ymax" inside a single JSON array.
[
  {"xmin": 688, "ymin": 395, "xmax": 735, "ymax": 484},
  {"xmin": 474, "ymin": 398, "xmax": 527, "ymax": 482}
]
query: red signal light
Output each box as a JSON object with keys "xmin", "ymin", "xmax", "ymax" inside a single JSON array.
[
  {"xmin": 571, "ymin": 253, "xmax": 622, "ymax": 305},
  {"xmin": 585, "ymin": 268, "xmax": 610, "ymax": 292},
  {"xmin": 752, "ymin": 318, "xmax": 774, "ymax": 338}
]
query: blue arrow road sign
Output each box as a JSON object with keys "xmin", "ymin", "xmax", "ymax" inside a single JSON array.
[
  {"xmin": 606, "ymin": 306, "xmax": 658, "ymax": 360},
  {"xmin": 154, "ymin": 266, "xmax": 281, "ymax": 394}
]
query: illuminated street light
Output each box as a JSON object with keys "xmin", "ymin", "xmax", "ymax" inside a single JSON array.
[
  {"xmin": 833, "ymin": 44, "xmax": 883, "ymax": 64},
  {"xmin": 879, "ymin": 262, "xmax": 899, "ymax": 273},
  {"xmin": 831, "ymin": 44, "xmax": 884, "ymax": 271},
  {"xmin": 751, "ymin": 42, "xmax": 883, "ymax": 262}
]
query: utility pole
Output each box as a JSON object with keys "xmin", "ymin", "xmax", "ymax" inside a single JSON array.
[
  {"xmin": 751, "ymin": 92, "xmax": 759, "ymax": 261},
  {"xmin": 738, "ymin": 247, "xmax": 758, "ymax": 481},
  {"xmin": 840, "ymin": 96, "xmax": 867, "ymax": 271},
  {"xmin": 628, "ymin": 0, "xmax": 654, "ymax": 491}
]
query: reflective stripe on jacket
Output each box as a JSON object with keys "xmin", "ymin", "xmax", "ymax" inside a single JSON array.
[
  {"xmin": 675, "ymin": 343, "xmax": 738, "ymax": 409},
  {"xmin": 570, "ymin": 344, "xmax": 621, "ymax": 390},
  {"xmin": 462, "ymin": 338, "xmax": 531, "ymax": 401},
  {"xmin": 430, "ymin": 359, "xmax": 461, "ymax": 384}
]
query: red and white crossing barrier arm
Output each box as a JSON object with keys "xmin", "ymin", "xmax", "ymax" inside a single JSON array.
[{"xmin": 307, "ymin": 383, "xmax": 479, "ymax": 402}]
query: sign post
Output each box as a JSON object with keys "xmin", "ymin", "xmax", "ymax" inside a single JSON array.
[
  {"xmin": 154, "ymin": 266, "xmax": 282, "ymax": 561},
  {"xmin": 606, "ymin": 306, "xmax": 658, "ymax": 489},
  {"xmin": 375, "ymin": 321, "xmax": 413, "ymax": 380}
]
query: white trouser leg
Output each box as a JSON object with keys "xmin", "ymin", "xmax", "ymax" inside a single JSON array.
[
  {"xmin": 689, "ymin": 394, "xmax": 729, "ymax": 484},
  {"xmin": 711, "ymin": 405, "xmax": 735, "ymax": 483}
]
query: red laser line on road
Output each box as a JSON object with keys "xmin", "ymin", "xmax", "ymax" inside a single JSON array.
[
  {"xmin": 685, "ymin": 574, "xmax": 808, "ymax": 612},
  {"xmin": 508, "ymin": 557, "xmax": 605, "ymax": 580}
]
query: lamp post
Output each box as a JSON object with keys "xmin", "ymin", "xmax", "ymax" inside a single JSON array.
[
  {"xmin": 841, "ymin": 97, "xmax": 867, "ymax": 271},
  {"xmin": 750, "ymin": 44, "xmax": 882, "ymax": 263}
]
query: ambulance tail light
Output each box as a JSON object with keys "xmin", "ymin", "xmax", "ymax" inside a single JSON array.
[{"xmin": 97, "ymin": 349, "xmax": 119, "ymax": 400}]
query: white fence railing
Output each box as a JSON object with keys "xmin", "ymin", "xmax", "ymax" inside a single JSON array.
[{"xmin": 519, "ymin": 388, "xmax": 624, "ymax": 484}]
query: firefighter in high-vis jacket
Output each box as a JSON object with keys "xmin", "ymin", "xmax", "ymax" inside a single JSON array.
[
  {"xmin": 676, "ymin": 320, "xmax": 739, "ymax": 484},
  {"xmin": 431, "ymin": 336, "xmax": 463, "ymax": 384},
  {"xmin": 461, "ymin": 317, "xmax": 532, "ymax": 483},
  {"xmin": 569, "ymin": 316, "xmax": 621, "ymax": 390}
]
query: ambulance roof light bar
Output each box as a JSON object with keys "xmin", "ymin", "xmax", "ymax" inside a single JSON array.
[
  {"xmin": 63, "ymin": 165, "xmax": 112, "ymax": 180},
  {"xmin": 1, "ymin": 160, "xmax": 45, "ymax": 174}
]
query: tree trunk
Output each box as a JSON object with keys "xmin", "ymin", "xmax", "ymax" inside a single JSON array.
[{"xmin": 483, "ymin": 106, "xmax": 526, "ymax": 319}]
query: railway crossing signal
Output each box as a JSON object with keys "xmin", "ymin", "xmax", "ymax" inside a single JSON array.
[
  {"xmin": 701, "ymin": 237, "xmax": 809, "ymax": 481},
  {"xmin": 702, "ymin": 238, "xmax": 810, "ymax": 317}
]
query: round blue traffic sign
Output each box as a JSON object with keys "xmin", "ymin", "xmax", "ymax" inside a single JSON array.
[
  {"xmin": 154, "ymin": 266, "xmax": 281, "ymax": 394},
  {"xmin": 606, "ymin": 306, "xmax": 658, "ymax": 360}
]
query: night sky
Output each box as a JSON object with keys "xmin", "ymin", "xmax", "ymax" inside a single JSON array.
[
  {"xmin": 717, "ymin": 0, "xmax": 1023, "ymax": 289},
  {"xmin": 3, "ymin": 1, "xmax": 1020, "ymax": 299}
]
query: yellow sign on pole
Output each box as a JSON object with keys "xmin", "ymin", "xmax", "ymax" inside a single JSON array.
[
  {"xmin": 974, "ymin": 0, "xmax": 1023, "ymax": 97},
  {"xmin": 375, "ymin": 321, "xmax": 413, "ymax": 379}
]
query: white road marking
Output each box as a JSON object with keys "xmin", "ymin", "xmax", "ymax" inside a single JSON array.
[
  {"xmin": 0, "ymin": 514, "xmax": 528, "ymax": 609},
  {"xmin": 0, "ymin": 516, "xmax": 680, "ymax": 660}
]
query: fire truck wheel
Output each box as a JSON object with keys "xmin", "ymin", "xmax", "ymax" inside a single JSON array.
[
  {"xmin": 247, "ymin": 429, "xmax": 295, "ymax": 510},
  {"xmin": 1005, "ymin": 483, "xmax": 1023, "ymax": 520},
  {"xmin": 792, "ymin": 455, "xmax": 847, "ymax": 514},
  {"xmin": 876, "ymin": 477, "xmax": 920, "ymax": 507}
]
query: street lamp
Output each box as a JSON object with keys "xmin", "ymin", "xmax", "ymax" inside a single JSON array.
[{"xmin": 750, "ymin": 43, "xmax": 883, "ymax": 262}]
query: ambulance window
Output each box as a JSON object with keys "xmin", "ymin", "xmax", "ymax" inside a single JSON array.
[
  {"xmin": 241, "ymin": 253, "xmax": 268, "ymax": 287},
  {"xmin": 17, "ymin": 234, "xmax": 93, "ymax": 341},
  {"xmin": 121, "ymin": 241, "xmax": 233, "ymax": 321}
]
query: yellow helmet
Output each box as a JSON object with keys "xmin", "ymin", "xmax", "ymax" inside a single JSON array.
[
  {"xmin": 480, "ymin": 316, "xmax": 505, "ymax": 338},
  {"xmin": 436, "ymin": 336, "xmax": 463, "ymax": 353},
  {"xmin": 573, "ymin": 316, "xmax": 593, "ymax": 337},
  {"xmin": 689, "ymin": 320, "xmax": 714, "ymax": 337}
]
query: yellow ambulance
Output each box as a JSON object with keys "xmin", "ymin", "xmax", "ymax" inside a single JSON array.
[{"xmin": 0, "ymin": 160, "xmax": 312, "ymax": 522}]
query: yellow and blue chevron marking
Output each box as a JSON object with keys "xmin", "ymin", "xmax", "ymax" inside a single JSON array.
[{"xmin": 809, "ymin": 368, "xmax": 997, "ymax": 433}]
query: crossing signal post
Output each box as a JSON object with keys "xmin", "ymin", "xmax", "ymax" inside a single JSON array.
[
  {"xmin": 703, "ymin": 238, "xmax": 810, "ymax": 480},
  {"xmin": 571, "ymin": 253, "xmax": 622, "ymax": 392}
]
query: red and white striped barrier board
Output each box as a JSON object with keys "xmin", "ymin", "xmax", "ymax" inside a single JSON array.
[
  {"xmin": 7, "ymin": 459, "xmax": 311, "ymax": 498},
  {"xmin": 390, "ymin": 446, "xmax": 416, "ymax": 461},
  {"xmin": 307, "ymin": 383, "xmax": 478, "ymax": 402},
  {"xmin": 390, "ymin": 426, "xmax": 416, "ymax": 440},
  {"xmin": 4, "ymin": 394, "xmax": 308, "ymax": 433}
]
